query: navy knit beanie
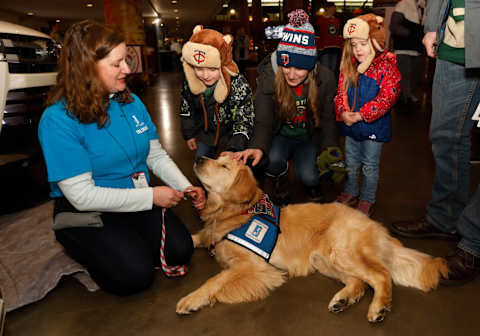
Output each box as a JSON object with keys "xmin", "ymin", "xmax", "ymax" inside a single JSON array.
[{"xmin": 276, "ymin": 9, "xmax": 317, "ymax": 70}]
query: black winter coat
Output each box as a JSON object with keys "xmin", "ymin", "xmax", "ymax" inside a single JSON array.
[{"xmin": 249, "ymin": 52, "xmax": 339, "ymax": 157}]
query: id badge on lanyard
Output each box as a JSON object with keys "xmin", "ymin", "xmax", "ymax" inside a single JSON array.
[{"xmin": 132, "ymin": 172, "xmax": 149, "ymax": 188}]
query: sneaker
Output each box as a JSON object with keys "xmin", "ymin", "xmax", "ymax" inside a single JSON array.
[
  {"xmin": 336, "ymin": 192, "xmax": 358, "ymax": 207},
  {"xmin": 357, "ymin": 200, "xmax": 373, "ymax": 216}
]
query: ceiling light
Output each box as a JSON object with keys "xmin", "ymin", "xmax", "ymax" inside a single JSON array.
[
  {"xmin": 86, "ymin": 3, "xmax": 94, "ymax": 8},
  {"xmin": 175, "ymin": 16, "xmax": 180, "ymax": 20},
  {"xmin": 171, "ymin": 0, "xmax": 178, "ymax": 4},
  {"xmin": 174, "ymin": 9, "xmax": 179, "ymax": 13},
  {"xmin": 230, "ymin": 9, "xmax": 236, "ymax": 15},
  {"xmin": 56, "ymin": 19, "xmax": 61, "ymax": 23},
  {"xmin": 26, "ymin": 12, "xmax": 34, "ymax": 16},
  {"xmin": 153, "ymin": 18, "xmax": 160, "ymax": 25}
]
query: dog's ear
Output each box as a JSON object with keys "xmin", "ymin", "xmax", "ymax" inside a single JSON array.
[{"xmin": 225, "ymin": 167, "xmax": 257, "ymax": 204}]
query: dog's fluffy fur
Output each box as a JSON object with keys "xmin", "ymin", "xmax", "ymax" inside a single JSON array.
[{"xmin": 176, "ymin": 156, "xmax": 448, "ymax": 322}]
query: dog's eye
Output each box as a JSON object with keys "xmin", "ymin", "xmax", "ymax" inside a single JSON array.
[{"xmin": 221, "ymin": 164, "xmax": 229, "ymax": 170}]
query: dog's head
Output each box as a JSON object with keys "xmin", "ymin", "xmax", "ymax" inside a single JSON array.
[{"xmin": 194, "ymin": 156, "xmax": 259, "ymax": 205}]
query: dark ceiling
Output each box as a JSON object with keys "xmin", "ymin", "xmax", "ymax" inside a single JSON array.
[{"xmin": 0, "ymin": 0, "xmax": 223, "ymax": 38}]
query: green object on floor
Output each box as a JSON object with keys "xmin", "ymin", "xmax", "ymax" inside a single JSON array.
[{"xmin": 317, "ymin": 147, "xmax": 347, "ymax": 184}]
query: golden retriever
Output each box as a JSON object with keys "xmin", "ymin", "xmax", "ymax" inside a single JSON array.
[{"xmin": 176, "ymin": 156, "xmax": 448, "ymax": 322}]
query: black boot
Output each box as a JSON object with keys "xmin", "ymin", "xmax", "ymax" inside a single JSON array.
[
  {"xmin": 306, "ymin": 185, "xmax": 324, "ymax": 203},
  {"xmin": 265, "ymin": 172, "xmax": 290, "ymax": 206}
]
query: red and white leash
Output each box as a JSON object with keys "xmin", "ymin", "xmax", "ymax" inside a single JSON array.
[{"xmin": 159, "ymin": 208, "xmax": 187, "ymax": 277}]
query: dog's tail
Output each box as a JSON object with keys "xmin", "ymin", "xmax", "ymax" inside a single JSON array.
[{"xmin": 388, "ymin": 237, "xmax": 448, "ymax": 292}]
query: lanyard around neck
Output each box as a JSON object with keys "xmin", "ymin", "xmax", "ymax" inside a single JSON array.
[{"xmin": 104, "ymin": 104, "xmax": 139, "ymax": 172}]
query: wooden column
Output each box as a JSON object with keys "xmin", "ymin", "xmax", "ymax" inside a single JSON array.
[
  {"xmin": 251, "ymin": 0, "xmax": 263, "ymax": 45},
  {"xmin": 237, "ymin": 0, "xmax": 250, "ymax": 35}
]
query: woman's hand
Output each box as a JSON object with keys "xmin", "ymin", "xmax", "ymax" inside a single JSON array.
[
  {"xmin": 228, "ymin": 149, "xmax": 264, "ymax": 166},
  {"xmin": 186, "ymin": 138, "xmax": 197, "ymax": 151},
  {"xmin": 184, "ymin": 186, "xmax": 206, "ymax": 210},
  {"xmin": 152, "ymin": 186, "xmax": 183, "ymax": 208}
]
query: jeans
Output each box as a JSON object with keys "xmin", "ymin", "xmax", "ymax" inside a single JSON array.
[
  {"xmin": 344, "ymin": 136, "xmax": 384, "ymax": 204},
  {"xmin": 195, "ymin": 142, "xmax": 216, "ymax": 159},
  {"xmin": 267, "ymin": 135, "xmax": 319, "ymax": 188},
  {"xmin": 427, "ymin": 59, "xmax": 480, "ymax": 257}
]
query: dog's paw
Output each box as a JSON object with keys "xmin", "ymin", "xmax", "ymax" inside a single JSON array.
[
  {"xmin": 192, "ymin": 234, "xmax": 201, "ymax": 248},
  {"xmin": 176, "ymin": 292, "xmax": 211, "ymax": 315},
  {"xmin": 328, "ymin": 297, "xmax": 350, "ymax": 313},
  {"xmin": 367, "ymin": 304, "xmax": 391, "ymax": 323}
]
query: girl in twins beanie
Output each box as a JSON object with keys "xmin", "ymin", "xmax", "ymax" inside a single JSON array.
[{"xmin": 276, "ymin": 9, "xmax": 317, "ymax": 70}]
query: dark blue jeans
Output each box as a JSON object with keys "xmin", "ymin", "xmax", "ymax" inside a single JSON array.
[
  {"xmin": 195, "ymin": 142, "xmax": 216, "ymax": 159},
  {"xmin": 266, "ymin": 135, "xmax": 319, "ymax": 188},
  {"xmin": 428, "ymin": 59, "xmax": 480, "ymax": 257}
]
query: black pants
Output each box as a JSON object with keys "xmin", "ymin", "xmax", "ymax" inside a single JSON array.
[{"xmin": 54, "ymin": 199, "xmax": 193, "ymax": 296}]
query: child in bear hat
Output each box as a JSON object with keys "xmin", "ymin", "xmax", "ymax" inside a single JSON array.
[
  {"xmin": 180, "ymin": 26, "xmax": 254, "ymax": 159},
  {"xmin": 334, "ymin": 13, "xmax": 401, "ymax": 216}
]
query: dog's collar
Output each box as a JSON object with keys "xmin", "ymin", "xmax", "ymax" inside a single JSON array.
[{"xmin": 241, "ymin": 193, "xmax": 277, "ymax": 221}]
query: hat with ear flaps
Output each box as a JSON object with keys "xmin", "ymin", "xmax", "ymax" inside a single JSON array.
[
  {"xmin": 181, "ymin": 25, "xmax": 238, "ymax": 103},
  {"xmin": 343, "ymin": 13, "xmax": 386, "ymax": 74}
]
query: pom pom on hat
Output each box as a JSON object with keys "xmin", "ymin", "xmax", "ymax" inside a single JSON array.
[
  {"xmin": 287, "ymin": 9, "xmax": 310, "ymax": 27},
  {"xmin": 276, "ymin": 9, "xmax": 317, "ymax": 70}
]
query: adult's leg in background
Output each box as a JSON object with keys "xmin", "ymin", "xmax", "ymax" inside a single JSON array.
[
  {"xmin": 427, "ymin": 60, "xmax": 478, "ymax": 232},
  {"xmin": 397, "ymin": 54, "xmax": 413, "ymax": 103},
  {"xmin": 457, "ymin": 185, "xmax": 480, "ymax": 258}
]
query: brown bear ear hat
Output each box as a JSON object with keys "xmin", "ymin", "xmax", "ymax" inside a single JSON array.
[
  {"xmin": 181, "ymin": 25, "xmax": 239, "ymax": 103},
  {"xmin": 343, "ymin": 13, "xmax": 386, "ymax": 74}
]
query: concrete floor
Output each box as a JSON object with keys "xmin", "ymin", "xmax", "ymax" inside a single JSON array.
[{"xmin": 4, "ymin": 67, "xmax": 480, "ymax": 336}]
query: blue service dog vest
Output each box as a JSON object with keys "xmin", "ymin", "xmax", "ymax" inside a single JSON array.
[{"xmin": 226, "ymin": 194, "xmax": 280, "ymax": 261}]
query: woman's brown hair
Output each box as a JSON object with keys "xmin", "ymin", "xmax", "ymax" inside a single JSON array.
[
  {"xmin": 47, "ymin": 20, "xmax": 132, "ymax": 126},
  {"xmin": 274, "ymin": 68, "xmax": 319, "ymax": 127}
]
